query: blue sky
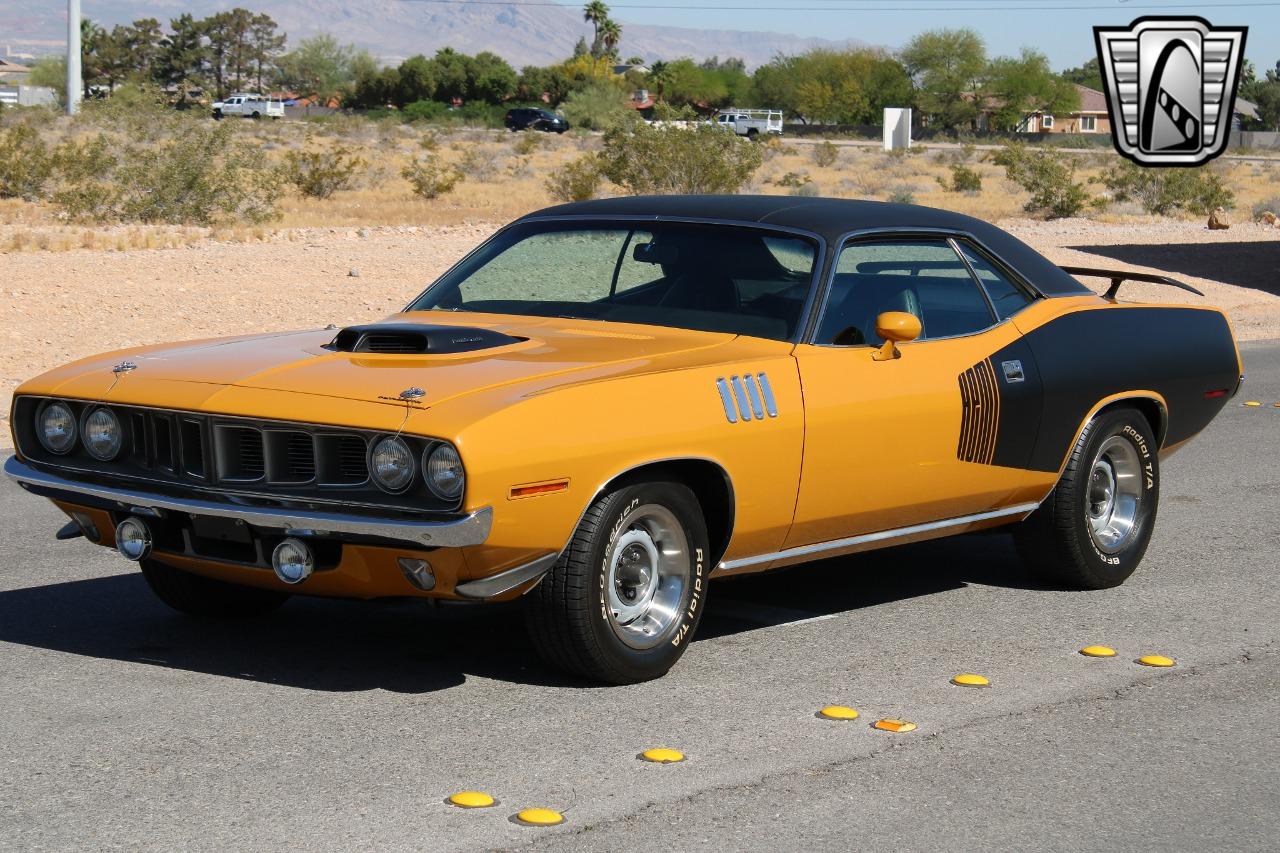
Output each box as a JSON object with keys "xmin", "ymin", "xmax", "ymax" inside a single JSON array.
[{"xmin": 558, "ymin": 1, "xmax": 1280, "ymax": 72}]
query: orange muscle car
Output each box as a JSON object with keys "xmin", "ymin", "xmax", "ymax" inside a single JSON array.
[{"xmin": 6, "ymin": 196, "xmax": 1242, "ymax": 683}]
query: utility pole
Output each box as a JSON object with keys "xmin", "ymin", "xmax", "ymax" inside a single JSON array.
[{"xmin": 66, "ymin": 0, "xmax": 81, "ymax": 115}]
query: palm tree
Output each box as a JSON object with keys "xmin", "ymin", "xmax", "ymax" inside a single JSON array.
[
  {"xmin": 600, "ymin": 19, "xmax": 623, "ymax": 60},
  {"xmin": 583, "ymin": 1, "xmax": 609, "ymax": 58}
]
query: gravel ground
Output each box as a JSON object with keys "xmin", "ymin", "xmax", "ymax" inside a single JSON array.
[{"xmin": 3, "ymin": 218, "xmax": 1277, "ymax": 435}]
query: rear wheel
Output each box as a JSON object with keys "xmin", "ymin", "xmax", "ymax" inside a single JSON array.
[
  {"xmin": 524, "ymin": 481, "xmax": 710, "ymax": 684},
  {"xmin": 140, "ymin": 558, "xmax": 290, "ymax": 618},
  {"xmin": 1013, "ymin": 407, "xmax": 1159, "ymax": 589}
]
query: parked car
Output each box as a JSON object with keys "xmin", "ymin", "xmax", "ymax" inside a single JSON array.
[
  {"xmin": 713, "ymin": 108, "xmax": 784, "ymax": 138},
  {"xmin": 504, "ymin": 107, "xmax": 568, "ymax": 133},
  {"xmin": 6, "ymin": 196, "xmax": 1241, "ymax": 684},
  {"xmin": 211, "ymin": 93, "xmax": 284, "ymax": 119}
]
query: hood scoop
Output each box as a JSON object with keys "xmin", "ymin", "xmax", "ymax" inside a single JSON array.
[{"xmin": 325, "ymin": 323, "xmax": 524, "ymax": 355}]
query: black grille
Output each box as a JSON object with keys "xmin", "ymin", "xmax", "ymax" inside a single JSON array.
[
  {"xmin": 336, "ymin": 436, "xmax": 368, "ymax": 481},
  {"xmin": 284, "ymin": 432, "xmax": 315, "ymax": 481},
  {"xmin": 363, "ymin": 334, "xmax": 426, "ymax": 354},
  {"xmin": 180, "ymin": 418, "xmax": 206, "ymax": 478}
]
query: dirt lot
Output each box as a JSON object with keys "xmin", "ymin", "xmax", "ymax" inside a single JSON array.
[{"xmin": 3, "ymin": 218, "xmax": 1277, "ymax": 436}]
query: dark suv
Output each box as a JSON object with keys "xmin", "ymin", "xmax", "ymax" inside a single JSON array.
[{"xmin": 504, "ymin": 108, "xmax": 569, "ymax": 133}]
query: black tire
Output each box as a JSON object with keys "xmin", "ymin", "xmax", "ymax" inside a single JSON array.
[
  {"xmin": 746, "ymin": 128, "xmax": 759, "ymax": 140},
  {"xmin": 1013, "ymin": 407, "xmax": 1160, "ymax": 589},
  {"xmin": 140, "ymin": 558, "xmax": 290, "ymax": 618},
  {"xmin": 524, "ymin": 481, "xmax": 711, "ymax": 684}
]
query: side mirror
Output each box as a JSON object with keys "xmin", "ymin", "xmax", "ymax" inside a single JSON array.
[{"xmin": 871, "ymin": 311, "xmax": 922, "ymax": 361}]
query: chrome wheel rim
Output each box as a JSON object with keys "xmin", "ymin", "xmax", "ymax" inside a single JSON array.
[
  {"xmin": 1086, "ymin": 435, "xmax": 1144, "ymax": 554},
  {"xmin": 605, "ymin": 503, "xmax": 689, "ymax": 650}
]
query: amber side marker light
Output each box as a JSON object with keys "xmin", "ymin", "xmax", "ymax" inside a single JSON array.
[{"xmin": 509, "ymin": 480, "xmax": 569, "ymax": 499}]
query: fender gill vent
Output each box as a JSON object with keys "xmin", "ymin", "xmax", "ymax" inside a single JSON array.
[
  {"xmin": 326, "ymin": 323, "xmax": 524, "ymax": 354},
  {"xmin": 957, "ymin": 359, "xmax": 1000, "ymax": 465},
  {"xmin": 716, "ymin": 373, "xmax": 778, "ymax": 424}
]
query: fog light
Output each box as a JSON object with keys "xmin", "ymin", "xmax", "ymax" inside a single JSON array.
[
  {"xmin": 271, "ymin": 538, "xmax": 314, "ymax": 585},
  {"xmin": 114, "ymin": 517, "xmax": 152, "ymax": 561},
  {"xmin": 398, "ymin": 557, "xmax": 436, "ymax": 591}
]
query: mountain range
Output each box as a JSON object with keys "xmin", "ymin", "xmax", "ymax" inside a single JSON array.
[{"xmin": 5, "ymin": 0, "xmax": 871, "ymax": 69}]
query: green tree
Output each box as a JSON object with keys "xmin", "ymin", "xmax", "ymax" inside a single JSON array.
[
  {"xmin": 469, "ymin": 51, "xmax": 518, "ymax": 103},
  {"xmin": 275, "ymin": 34, "xmax": 358, "ymax": 104},
  {"xmin": 28, "ymin": 57, "xmax": 68, "ymax": 105},
  {"xmin": 1061, "ymin": 56, "xmax": 1104, "ymax": 91},
  {"xmin": 248, "ymin": 13, "xmax": 286, "ymax": 92},
  {"xmin": 395, "ymin": 55, "xmax": 438, "ymax": 106},
  {"xmin": 583, "ymin": 2, "xmax": 610, "ymax": 59},
  {"xmin": 751, "ymin": 48, "xmax": 911, "ymax": 124},
  {"xmin": 901, "ymin": 28, "xmax": 988, "ymax": 130},
  {"xmin": 599, "ymin": 19, "xmax": 622, "ymax": 60},
  {"xmin": 983, "ymin": 49, "xmax": 1080, "ymax": 131},
  {"xmin": 156, "ymin": 14, "xmax": 208, "ymax": 103}
]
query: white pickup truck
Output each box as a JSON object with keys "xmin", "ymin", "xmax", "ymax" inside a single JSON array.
[
  {"xmin": 211, "ymin": 93, "xmax": 285, "ymax": 120},
  {"xmin": 713, "ymin": 108, "xmax": 784, "ymax": 138}
]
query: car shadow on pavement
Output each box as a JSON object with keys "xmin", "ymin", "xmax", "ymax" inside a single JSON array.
[
  {"xmin": 0, "ymin": 533, "xmax": 1045, "ymax": 693},
  {"xmin": 1064, "ymin": 242, "xmax": 1280, "ymax": 296}
]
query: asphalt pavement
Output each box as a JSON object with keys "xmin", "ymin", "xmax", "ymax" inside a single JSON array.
[{"xmin": 1, "ymin": 342, "xmax": 1278, "ymax": 852}]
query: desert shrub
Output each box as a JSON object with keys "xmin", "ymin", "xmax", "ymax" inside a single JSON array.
[
  {"xmin": 402, "ymin": 100, "xmax": 447, "ymax": 123},
  {"xmin": 1099, "ymin": 161, "xmax": 1235, "ymax": 216},
  {"xmin": 0, "ymin": 124, "xmax": 54, "ymax": 200},
  {"xmin": 1252, "ymin": 196, "xmax": 1280, "ymax": 218},
  {"xmin": 774, "ymin": 171, "xmax": 811, "ymax": 188},
  {"xmin": 402, "ymin": 156, "xmax": 463, "ymax": 199},
  {"xmin": 49, "ymin": 123, "xmax": 281, "ymax": 224},
  {"xmin": 418, "ymin": 130, "xmax": 441, "ymax": 151},
  {"xmin": 47, "ymin": 135, "xmax": 119, "ymax": 220},
  {"xmin": 790, "ymin": 182, "xmax": 821, "ymax": 198},
  {"xmin": 597, "ymin": 121, "xmax": 764, "ymax": 195},
  {"xmin": 886, "ymin": 186, "xmax": 916, "ymax": 205},
  {"xmin": 812, "ymin": 140, "xmax": 839, "ymax": 168},
  {"xmin": 545, "ymin": 154, "xmax": 603, "ymax": 202},
  {"xmin": 457, "ymin": 146, "xmax": 497, "ymax": 181},
  {"xmin": 282, "ymin": 144, "xmax": 365, "ymax": 199},
  {"xmin": 938, "ymin": 163, "xmax": 983, "ymax": 193},
  {"xmin": 512, "ymin": 132, "xmax": 542, "ymax": 156},
  {"xmin": 562, "ymin": 81, "xmax": 629, "ymax": 131},
  {"xmin": 991, "ymin": 141, "xmax": 1089, "ymax": 219}
]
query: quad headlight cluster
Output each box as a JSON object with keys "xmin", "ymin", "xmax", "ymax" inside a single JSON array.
[
  {"xmin": 31, "ymin": 399, "xmax": 465, "ymax": 503},
  {"xmin": 369, "ymin": 436, "xmax": 466, "ymax": 500},
  {"xmin": 36, "ymin": 401, "xmax": 124, "ymax": 460}
]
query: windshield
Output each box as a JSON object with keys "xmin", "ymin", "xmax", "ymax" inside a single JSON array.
[{"xmin": 409, "ymin": 221, "xmax": 819, "ymax": 341}]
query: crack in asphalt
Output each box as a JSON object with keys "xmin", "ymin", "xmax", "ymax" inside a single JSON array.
[{"xmin": 508, "ymin": 641, "xmax": 1277, "ymax": 850}]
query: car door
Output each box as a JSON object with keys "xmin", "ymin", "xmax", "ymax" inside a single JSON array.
[{"xmin": 783, "ymin": 235, "xmax": 1049, "ymax": 549}]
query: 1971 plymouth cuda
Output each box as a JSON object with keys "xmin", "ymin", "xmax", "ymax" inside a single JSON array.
[{"xmin": 6, "ymin": 196, "xmax": 1242, "ymax": 683}]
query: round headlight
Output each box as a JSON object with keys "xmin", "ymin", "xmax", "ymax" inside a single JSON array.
[
  {"xmin": 37, "ymin": 401, "xmax": 77, "ymax": 454},
  {"xmin": 83, "ymin": 407, "xmax": 123, "ymax": 461},
  {"xmin": 370, "ymin": 436, "xmax": 414, "ymax": 493},
  {"xmin": 425, "ymin": 443, "xmax": 465, "ymax": 501}
]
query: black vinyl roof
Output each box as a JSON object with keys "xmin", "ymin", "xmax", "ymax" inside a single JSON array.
[{"xmin": 523, "ymin": 195, "xmax": 1090, "ymax": 297}]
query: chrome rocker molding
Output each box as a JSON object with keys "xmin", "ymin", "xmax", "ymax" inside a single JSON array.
[
  {"xmin": 3, "ymin": 456, "xmax": 492, "ymax": 549},
  {"xmin": 454, "ymin": 551, "xmax": 560, "ymax": 599},
  {"xmin": 717, "ymin": 502, "xmax": 1041, "ymax": 572}
]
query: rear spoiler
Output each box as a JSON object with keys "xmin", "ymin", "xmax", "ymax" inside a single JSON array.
[{"xmin": 1059, "ymin": 266, "xmax": 1205, "ymax": 300}]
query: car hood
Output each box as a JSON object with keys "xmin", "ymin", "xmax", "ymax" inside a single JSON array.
[{"xmin": 34, "ymin": 311, "xmax": 766, "ymax": 411}]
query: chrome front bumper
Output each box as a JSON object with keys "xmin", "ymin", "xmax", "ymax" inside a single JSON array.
[{"xmin": 3, "ymin": 455, "xmax": 492, "ymax": 549}]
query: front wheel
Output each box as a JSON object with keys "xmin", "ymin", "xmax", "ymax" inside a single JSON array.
[
  {"xmin": 1013, "ymin": 407, "xmax": 1159, "ymax": 589},
  {"xmin": 524, "ymin": 481, "xmax": 710, "ymax": 684},
  {"xmin": 140, "ymin": 559, "xmax": 290, "ymax": 618}
]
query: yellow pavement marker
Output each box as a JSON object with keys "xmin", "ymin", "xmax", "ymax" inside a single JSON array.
[
  {"xmin": 639, "ymin": 748, "xmax": 685, "ymax": 764},
  {"xmin": 1079, "ymin": 645, "xmax": 1118, "ymax": 657},
  {"xmin": 447, "ymin": 791, "xmax": 496, "ymax": 809},
  {"xmin": 951, "ymin": 673, "xmax": 990, "ymax": 687},
  {"xmin": 1243, "ymin": 401, "xmax": 1262, "ymax": 407},
  {"xmin": 818, "ymin": 705, "xmax": 860, "ymax": 720},
  {"xmin": 515, "ymin": 808, "xmax": 565, "ymax": 826},
  {"xmin": 872, "ymin": 718, "xmax": 917, "ymax": 733},
  {"xmin": 1137, "ymin": 654, "xmax": 1176, "ymax": 668}
]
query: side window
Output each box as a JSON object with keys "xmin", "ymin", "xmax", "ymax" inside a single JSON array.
[
  {"xmin": 956, "ymin": 241, "xmax": 1034, "ymax": 320},
  {"xmin": 817, "ymin": 239, "xmax": 996, "ymax": 346}
]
